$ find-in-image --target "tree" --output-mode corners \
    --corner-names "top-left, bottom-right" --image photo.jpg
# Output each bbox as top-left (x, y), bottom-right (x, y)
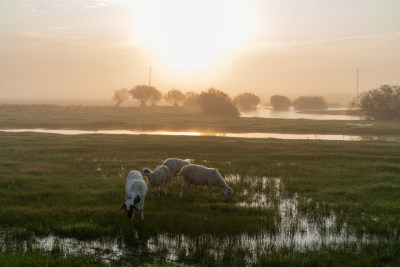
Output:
top-left (233, 92), bottom-right (260, 112)
top-left (164, 89), bottom-right (186, 106)
top-left (129, 85), bottom-right (162, 107)
top-left (182, 91), bottom-right (200, 109)
top-left (270, 95), bottom-right (291, 110)
top-left (112, 88), bottom-right (130, 107)
top-left (292, 96), bottom-right (327, 111)
top-left (352, 84), bottom-right (400, 120)
top-left (197, 88), bottom-right (240, 116)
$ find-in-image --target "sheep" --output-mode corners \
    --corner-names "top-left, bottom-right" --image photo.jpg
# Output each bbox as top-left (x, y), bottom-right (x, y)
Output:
top-left (163, 158), bottom-right (190, 186)
top-left (141, 165), bottom-right (171, 197)
top-left (179, 164), bottom-right (233, 200)
top-left (120, 170), bottom-right (148, 220)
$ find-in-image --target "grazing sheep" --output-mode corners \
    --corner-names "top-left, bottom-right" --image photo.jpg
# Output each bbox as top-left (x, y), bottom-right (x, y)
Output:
top-left (179, 164), bottom-right (233, 200)
top-left (163, 158), bottom-right (190, 186)
top-left (141, 165), bottom-right (171, 197)
top-left (120, 170), bottom-right (148, 220)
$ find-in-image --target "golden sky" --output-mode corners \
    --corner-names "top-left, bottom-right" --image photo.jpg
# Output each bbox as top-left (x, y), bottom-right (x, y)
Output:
top-left (1, 0), bottom-right (400, 104)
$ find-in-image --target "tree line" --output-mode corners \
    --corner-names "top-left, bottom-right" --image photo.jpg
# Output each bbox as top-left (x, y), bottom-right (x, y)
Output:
top-left (112, 85), bottom-right (260, 116)
top-left (113, 84), bottom-right (400, 120)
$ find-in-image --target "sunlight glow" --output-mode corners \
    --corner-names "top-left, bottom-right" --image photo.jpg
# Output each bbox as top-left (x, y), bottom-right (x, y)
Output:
top-left (134, 0), bottom-right (254, 70)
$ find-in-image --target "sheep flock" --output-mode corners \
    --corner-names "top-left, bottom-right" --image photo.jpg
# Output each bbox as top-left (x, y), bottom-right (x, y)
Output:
top-left (121, 158), bottom-right (233, 221)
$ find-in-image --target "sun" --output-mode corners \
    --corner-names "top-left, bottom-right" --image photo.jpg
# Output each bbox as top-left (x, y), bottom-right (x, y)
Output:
top-left (134, 0), bottom-right (254, 70)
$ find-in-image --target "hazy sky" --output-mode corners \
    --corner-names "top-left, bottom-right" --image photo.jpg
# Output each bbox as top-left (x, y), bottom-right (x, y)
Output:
top-left (1, 0), bottom-right (400, 104)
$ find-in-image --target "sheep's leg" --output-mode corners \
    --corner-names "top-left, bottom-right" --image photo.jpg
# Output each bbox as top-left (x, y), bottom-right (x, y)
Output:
top-left (140, 199), bottom-right (145, 220)
top-left (188, 185), bottom-right (193, 195)
top-left (209, 185), bottom-right (216, 200)
top-left (206, 186), bottom-right (209, 198)
top-left (151, 187), bottom-right (154, 198)
top-left (180, 182), bottom-right (187, 198)
top-left (158, 186), bottom-right (161, 196)
top-left (169, 174), bottom-right (173, 188)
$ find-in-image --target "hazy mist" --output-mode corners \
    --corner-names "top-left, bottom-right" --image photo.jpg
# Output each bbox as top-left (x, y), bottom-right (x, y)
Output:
top-left (1, 0), bottom-right (400, 105)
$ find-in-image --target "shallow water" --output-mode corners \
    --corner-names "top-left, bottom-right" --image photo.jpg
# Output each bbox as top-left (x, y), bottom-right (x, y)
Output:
top-left (1, 128), bottom-right (399, 142)
top-left (0, 177), bottom-right (377, 264)
top-left (241, 106), bottom-right (361, 120)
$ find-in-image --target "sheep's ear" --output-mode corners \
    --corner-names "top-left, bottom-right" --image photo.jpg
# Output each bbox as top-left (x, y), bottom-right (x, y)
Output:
top-left (120, 203), bottom-right (126, 211)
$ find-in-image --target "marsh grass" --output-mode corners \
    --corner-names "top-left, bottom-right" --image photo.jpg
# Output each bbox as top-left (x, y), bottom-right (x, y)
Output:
top-left (1, 104), bottom-right (400, 136)
top-left (1, 132), bottom-right (400, 265)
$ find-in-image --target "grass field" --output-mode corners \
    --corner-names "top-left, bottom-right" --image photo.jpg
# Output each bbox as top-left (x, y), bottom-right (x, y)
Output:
top-left (1, 104), bottom-right (400, 136)
top-left (1, 130), bottom-right (400, 266)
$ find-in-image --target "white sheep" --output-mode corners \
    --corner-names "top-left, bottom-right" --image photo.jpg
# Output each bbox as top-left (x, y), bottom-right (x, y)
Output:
top-left (141, 165), bottom-right (171, 197)
top-left (179, 164), bottom-right (233, 200)
top-left (120, 170), bottom-right (148, 220)
top-left (163, 158), bottom-right (190, 187)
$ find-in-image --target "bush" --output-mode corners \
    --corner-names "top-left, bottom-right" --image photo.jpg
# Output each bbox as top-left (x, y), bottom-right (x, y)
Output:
top-left (352, 84), bottom-right (400, 120)
top-left (182, 92), bottom-right (200, 109)
top-left (233, 93), bottom-right (260, 112)
top-left (129, 85), bottom-right (162, 107)
top-left (197, 88), bottom-right (239, 116)
top-left (270, 95), bottom-right (291, 110)
top-left (293, 96), bottom-right (327, 111)
top-left (164, 89), bottom-right (186, 106)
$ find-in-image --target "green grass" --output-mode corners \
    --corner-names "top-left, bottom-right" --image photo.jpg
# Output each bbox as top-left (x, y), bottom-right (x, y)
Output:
top-left (1, 132), bottom-right (400, 265)
top-left (1, 104), bottom-right (400, 136)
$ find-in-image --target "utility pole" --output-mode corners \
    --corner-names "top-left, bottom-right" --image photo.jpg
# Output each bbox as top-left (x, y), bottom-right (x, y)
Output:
top-left (148, 66), bottom-right (152, 87)
top-left (356, 68), bottom-right (359, 98)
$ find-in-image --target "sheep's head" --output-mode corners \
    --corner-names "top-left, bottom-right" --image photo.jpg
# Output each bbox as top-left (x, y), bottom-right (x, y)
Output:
top-left (224, 187), bottom-right (233, 199)
top-left (141, 167), bottom-right (152, 177)
top-left (120, 199), bottom-right (139, 220)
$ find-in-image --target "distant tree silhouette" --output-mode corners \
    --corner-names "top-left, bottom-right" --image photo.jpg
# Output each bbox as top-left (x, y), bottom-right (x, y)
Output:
top-left (270, 95), bottom-right (291, 110)
top-left (182, 92), bottom-right (200, 109)
top-left (233, 92), bottom-right (260, 112)
top-left (293, 96), bottom-right (327, 111)
top-left (112, 88), bottom-right (130, 107)
top-left (164, 89), bottom-right (186, 106)
top-left (129, 85), bottom-right (162, 107)
top-left (352, 84), bottom-right (400, 120)
top-left (197, 88), bottom-right (239, 116)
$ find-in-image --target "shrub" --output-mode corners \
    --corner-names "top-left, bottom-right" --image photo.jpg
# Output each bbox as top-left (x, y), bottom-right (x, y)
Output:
top-left (293, 96), bottom-right (327, 111)
top-left (233, 93), bottom-right (260, 112)
top-left (197, 88), bottom-right (239, 116)
top-left (352, 84), bottom-right (400, 120)
top-left (270, 95), bottom-right (291, 110)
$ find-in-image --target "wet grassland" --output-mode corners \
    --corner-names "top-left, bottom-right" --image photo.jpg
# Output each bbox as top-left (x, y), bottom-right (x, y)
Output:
top-left (1, 132), bottom-right (400, 266)
top-left (1, 104), bottom-right (400, 137)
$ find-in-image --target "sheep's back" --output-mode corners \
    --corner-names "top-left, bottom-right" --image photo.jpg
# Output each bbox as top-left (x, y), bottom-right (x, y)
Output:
top-left (163, 158), bottom-right (190, 175)
top-left (126, 170), bottom-right (143, 195)
top-left (180, 164), bottom-right (214, 186)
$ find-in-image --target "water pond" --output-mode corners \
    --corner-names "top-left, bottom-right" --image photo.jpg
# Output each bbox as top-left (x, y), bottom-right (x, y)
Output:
top-left (241, 106), bottom-right (361, 120)
top-left (1, 177), bottom-right (377, 265)
top-left (1, 128), bottom-right (399, 142)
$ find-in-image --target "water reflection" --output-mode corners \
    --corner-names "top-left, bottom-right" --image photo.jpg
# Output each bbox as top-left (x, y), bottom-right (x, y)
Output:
top-left (1, 128), bottom-right (399, 142)
top-left (0, 177), bottom-right (377, 265)
top-left (241, 106), bottom-right (361, 120)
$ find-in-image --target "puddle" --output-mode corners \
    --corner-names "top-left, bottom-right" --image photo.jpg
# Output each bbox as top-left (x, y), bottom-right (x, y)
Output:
top-left (1, 128), bottom-right (399, 142)
top-left (0, 176), bottom-right (377, 264)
